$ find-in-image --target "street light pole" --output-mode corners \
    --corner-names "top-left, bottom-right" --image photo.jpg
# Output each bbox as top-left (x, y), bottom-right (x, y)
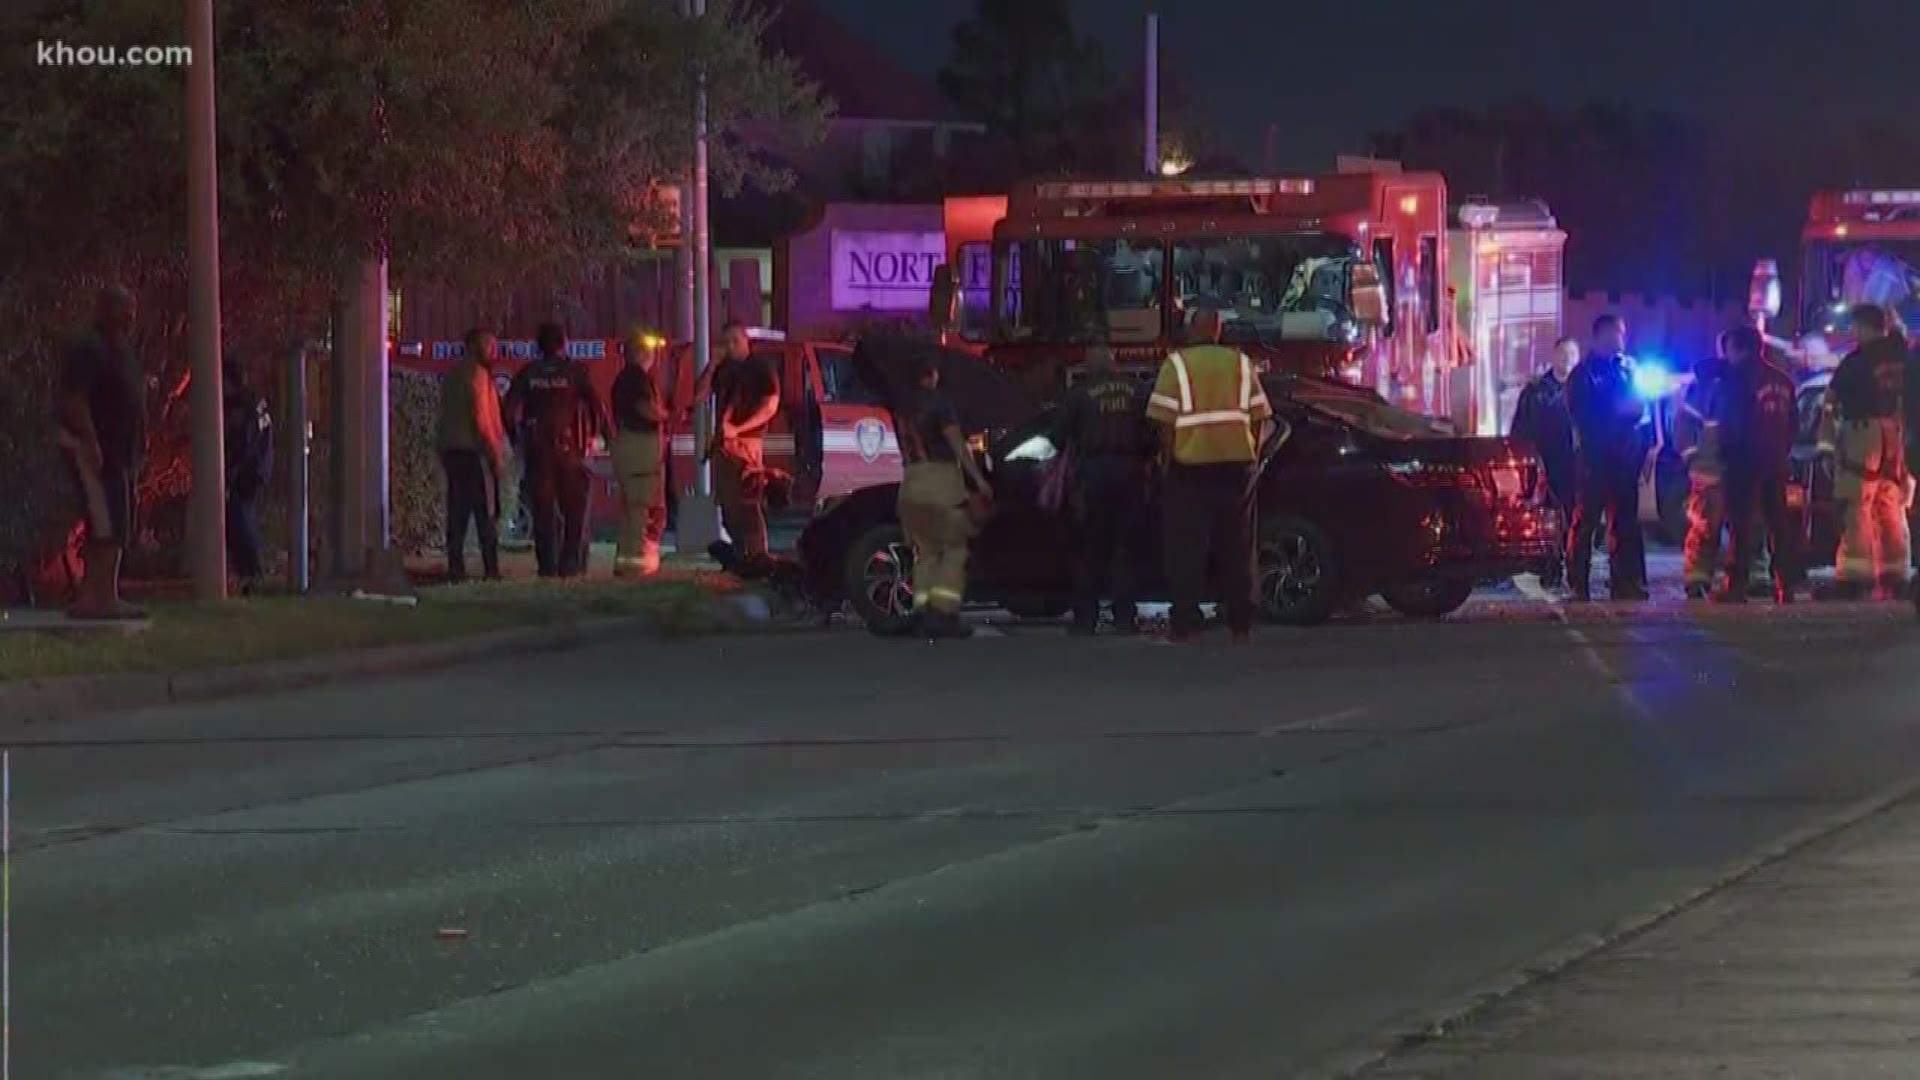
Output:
top-left (185, 0), bottom-right (227, 600)
top-left (1143, 14), bottom-right (1158, 177)
top-left (677, 0), bottom-right (721, 552)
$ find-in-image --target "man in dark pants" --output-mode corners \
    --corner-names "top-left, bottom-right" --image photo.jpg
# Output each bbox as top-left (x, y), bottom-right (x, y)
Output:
top-left (437, 328), bottom-right (508, 582)
top-left (505, 323), bottom-right (609, 578)
top-left (222, 360), bottom-right (273, 593)
top-left (54, 285), bottom-right (146, 620)
top-left (691, 322), bottom-right (779, 562)
top-left (1052, 346), bottom-right (1153, 635)
top-left (1718, 326), bottom-right (1799, 604)
top-left (1565, 313), bottom-right (1650, 601)
top-left (1144, 309), bottom-right (1276, 644)
top-left (1510, 335), bottom-right (1580, 585)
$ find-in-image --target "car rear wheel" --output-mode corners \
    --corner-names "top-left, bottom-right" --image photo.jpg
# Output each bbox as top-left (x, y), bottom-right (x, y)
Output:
top-left (843, 522), bottom-right (918, 636)
top-left (1381, 578), bottom-right (1475, 620)
top-left (1257, 515), bottom-right (1340, 626)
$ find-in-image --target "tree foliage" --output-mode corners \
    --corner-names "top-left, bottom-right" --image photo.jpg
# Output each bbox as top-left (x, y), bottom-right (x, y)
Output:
top-left (937, 0), bottom-right (1109, 174)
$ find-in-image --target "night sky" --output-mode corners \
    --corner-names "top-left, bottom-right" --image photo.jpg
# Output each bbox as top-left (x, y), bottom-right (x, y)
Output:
top-left (817, 0), bottom-right (1916, 170)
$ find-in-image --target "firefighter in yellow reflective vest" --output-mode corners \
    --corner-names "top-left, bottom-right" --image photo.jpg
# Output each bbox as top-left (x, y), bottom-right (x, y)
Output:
top-left (1821, 304), bottom-right (1911, 599)
top-left (1145, 308), bottom-right (1277, 643)
top-left (610, 327), bottom-right (668, 577)
top-left (1677, 334), bottom-right (1731, 598)
top-left (896, 350), bottom-right (993, 639)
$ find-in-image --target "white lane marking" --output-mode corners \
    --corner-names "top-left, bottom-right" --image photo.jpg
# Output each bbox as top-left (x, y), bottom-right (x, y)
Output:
top-left (98, 1065), bottom-right (287, 1079)
top-left (1257, 706), bottom-right (1369, 738)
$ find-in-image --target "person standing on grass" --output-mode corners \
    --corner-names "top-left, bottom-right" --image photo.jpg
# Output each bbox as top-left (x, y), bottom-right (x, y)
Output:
top-left (54, 284), bottom-right (146, 620)
top-left (611, 328), bottom-right (669, 578)
top-left (222, 360), bottom-right (273, 594)
top-left (437, 328), bottom-right (509, 583)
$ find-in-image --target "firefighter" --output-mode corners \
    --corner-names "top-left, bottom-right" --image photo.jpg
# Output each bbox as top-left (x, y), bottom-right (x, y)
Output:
top-left (1565, 314), bottom-right (1649, 601)
top-left (1051, 345), bottom-right (1153, 635)
top-left (1509, 336), bottom-right (1579, 585)
top-left (611, 327), bottom-right (668, 578)
top-left (895, 350), bottom-right (993, 639)
top-left (1676, 332), bottom-right (1732, 599)
top-left (1820, 303), bottom-right (1910, 599)
top-left (1718, 327), bottom-right (1799, 604)
top-left (222, 360), bottom-right (273, 594)
top-left (437, 328), bottom-right (508, 583)
top-left (1145, 307), bottom-right (1277, 644)
top-left (505, 323), bottom-right (609, 579)
top-left (54, 285), bottom-right (146, 620)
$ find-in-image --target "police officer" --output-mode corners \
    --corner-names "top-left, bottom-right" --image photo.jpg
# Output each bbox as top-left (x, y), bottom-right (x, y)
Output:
top-left (505, 323), bottom-right (609, 578)
top-left (1510, 336), bottom-right (1579, 585)
top-left (611, 327), bottom-right (668, 578)
top-left (437, 328), bottom-right (508, 583)
top-left (222, 360), bottom-right (273, 593)
top-left (1822, 303), bottom-right (1910, 598)
top-left (895, 349), bottom-right (993, 639)
top-left (1052, 345), bottom-right (1153, 635)
top-left (1718, 327), bottom-right (1799, 604)
top-left (1565, 314), bottom-right (1649, 601)
top-left (1676, 332), bottom-right (1732, 599)
top-left (1145, 308), bottom-right (1277, 644)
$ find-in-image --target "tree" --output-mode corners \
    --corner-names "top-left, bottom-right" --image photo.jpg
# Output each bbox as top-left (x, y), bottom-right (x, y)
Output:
top-left (937, 0), bottom-right (1108, 173)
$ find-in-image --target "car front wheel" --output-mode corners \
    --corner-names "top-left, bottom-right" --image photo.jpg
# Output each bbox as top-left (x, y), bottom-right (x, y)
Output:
top-left (843, 522), bottom-right (919, 636)
top-left (1257, 515), bottom-right (1340, 626)
top-left (1380, 578), bottom-right (1474, 620)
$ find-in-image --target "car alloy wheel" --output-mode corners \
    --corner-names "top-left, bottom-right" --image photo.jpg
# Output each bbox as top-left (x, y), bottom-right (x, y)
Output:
top-left (861, 539), bottom-right (917, 620)
top-left (1256, 515), bottom-right (1339, 626)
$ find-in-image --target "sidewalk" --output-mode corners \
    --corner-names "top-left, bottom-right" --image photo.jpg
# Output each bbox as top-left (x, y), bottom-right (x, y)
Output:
top-left (1366, 791), bottom-right (1920, 1079)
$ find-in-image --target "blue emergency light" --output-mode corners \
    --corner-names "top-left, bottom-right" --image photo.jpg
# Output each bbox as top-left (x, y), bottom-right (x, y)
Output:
top-left (1631, 358), bottom-right (1673, 400)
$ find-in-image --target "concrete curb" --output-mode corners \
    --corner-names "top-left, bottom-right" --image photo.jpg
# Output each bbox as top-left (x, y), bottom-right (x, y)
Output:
top-left (1295, 774), bottom-right (1920, 1080)
top-left (0, 592), bottom-right (801, 729)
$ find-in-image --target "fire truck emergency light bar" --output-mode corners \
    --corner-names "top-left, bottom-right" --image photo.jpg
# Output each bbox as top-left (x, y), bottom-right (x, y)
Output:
top-left (1034, 178), bottom-right (1316, 200)
top-left (1842, 190), bottom-right (1920, 206)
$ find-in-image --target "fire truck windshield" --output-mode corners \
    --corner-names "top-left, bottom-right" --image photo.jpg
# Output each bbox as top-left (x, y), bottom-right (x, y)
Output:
top-left (1803, 239), bottom-right (1920, 337)
top-left (998, 232), bottom-right (1364, 347)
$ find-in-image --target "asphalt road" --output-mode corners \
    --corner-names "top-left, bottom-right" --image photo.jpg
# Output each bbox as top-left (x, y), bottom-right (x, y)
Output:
top-left (16, 591), bottom-right (1920, 1080)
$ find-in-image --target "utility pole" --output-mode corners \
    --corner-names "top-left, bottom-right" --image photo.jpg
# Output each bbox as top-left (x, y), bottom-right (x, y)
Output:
top-left (1143, 14), bottom-right (1159, 176)
top-left (677, 0), bottom-right (721, 552)
top-left (185, 0), bottom-right (226, 601)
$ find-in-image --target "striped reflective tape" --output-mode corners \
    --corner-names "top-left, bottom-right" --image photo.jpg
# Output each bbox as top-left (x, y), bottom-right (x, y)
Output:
top-left (1174, 409), bottom-right (1253, 428)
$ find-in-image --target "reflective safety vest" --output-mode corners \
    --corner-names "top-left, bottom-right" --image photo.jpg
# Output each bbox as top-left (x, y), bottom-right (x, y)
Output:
top-left (1145, 344), bottom-right (1273, 464)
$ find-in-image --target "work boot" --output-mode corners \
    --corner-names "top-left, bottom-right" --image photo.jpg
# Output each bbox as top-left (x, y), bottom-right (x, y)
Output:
top-left (1711, 586), bottom-right (1747, 604)
top-left (925, 608), bottom-right (973, 640)
top-left (1774, 580), bottom-right (1795, 605)
top-left (1611, 582), bottom-right (1651, 602)
top-left (1567, 580), bottom-right (1592, 603)
top-left (639, 540), bottom-right (662, 576)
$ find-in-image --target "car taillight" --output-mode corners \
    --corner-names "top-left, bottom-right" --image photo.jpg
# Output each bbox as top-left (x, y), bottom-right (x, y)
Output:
top-left (1480, 456), bottom-right (1536, 503)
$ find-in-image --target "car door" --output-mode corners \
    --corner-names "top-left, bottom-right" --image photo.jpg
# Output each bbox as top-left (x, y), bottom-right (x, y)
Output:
top-left (810, 343), bottom-right (902, 501)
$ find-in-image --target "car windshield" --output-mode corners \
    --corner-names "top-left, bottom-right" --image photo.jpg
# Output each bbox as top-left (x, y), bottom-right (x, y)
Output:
top-left (1803, 239), bottom-right (1920, 338)
top-left (1284, 384), bottom-right (1457, 440)
top-left (998, 232), bottom-right (1363, 347)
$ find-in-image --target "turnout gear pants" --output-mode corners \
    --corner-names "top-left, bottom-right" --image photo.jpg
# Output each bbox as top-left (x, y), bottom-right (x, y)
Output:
top-left (898, 461), bottom-right (973, 613)
top-left (525, 450), bottom-right (591, 578)
top-left (1163, 461), bottom-right (1258, 637)
top-left (1069, 456), bottom-right (1149, 631)
top-left (442, 449), bottom-right (500, 582)
top-left (1566, 454), bottom-right (1647, 596)
top-left (1726, 465), bottom-right (1797, 595)
top-left (612, 431), bottom-right (666, 577)
top-left (1835, 419), bottom-right (1910, 589)
top-left (1682, 475), bottom-right (1725, 589)
top-left (714, 438), bottom-right (769, 561)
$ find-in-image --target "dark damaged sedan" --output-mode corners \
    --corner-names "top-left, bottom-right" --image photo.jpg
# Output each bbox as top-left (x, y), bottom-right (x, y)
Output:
top-left (797, 363), bottom-right (1564, 632)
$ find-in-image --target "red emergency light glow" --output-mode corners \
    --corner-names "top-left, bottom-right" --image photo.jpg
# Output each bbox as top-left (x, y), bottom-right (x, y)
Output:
top-left (1033, 177), bottom-right (1315, 201)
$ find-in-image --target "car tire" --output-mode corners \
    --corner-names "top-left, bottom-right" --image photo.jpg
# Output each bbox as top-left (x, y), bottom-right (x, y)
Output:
top-left (843, 522), bottom-right (919, 637)
top-left (1257, 515), bottom-right (1340, 627)
top-left (1380, 578), bottom-right (1475, 620)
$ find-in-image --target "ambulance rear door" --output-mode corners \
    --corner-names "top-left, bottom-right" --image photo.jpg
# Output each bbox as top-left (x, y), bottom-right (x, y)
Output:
top-left (808, 342), bottom-right (901, 502)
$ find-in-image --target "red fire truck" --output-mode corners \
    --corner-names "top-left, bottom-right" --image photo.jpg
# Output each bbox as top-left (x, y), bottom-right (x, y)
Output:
top-left (1773, 188), bottom-right (1920, 348)
top-left (942, 169), bottom-right (1467, 419)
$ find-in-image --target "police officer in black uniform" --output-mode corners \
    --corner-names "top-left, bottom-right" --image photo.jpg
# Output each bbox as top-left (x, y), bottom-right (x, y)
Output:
top-left (1565, 314), bottom-right (1650, 601)
top-left (1718, 327), bottom-right (1798, 603)
top-left (222, 360), bottom-right (273, 593)
top-left (505, 323), bottom-right (609, 578)
top-left (1052, 346), bottom-right (1153, 635)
